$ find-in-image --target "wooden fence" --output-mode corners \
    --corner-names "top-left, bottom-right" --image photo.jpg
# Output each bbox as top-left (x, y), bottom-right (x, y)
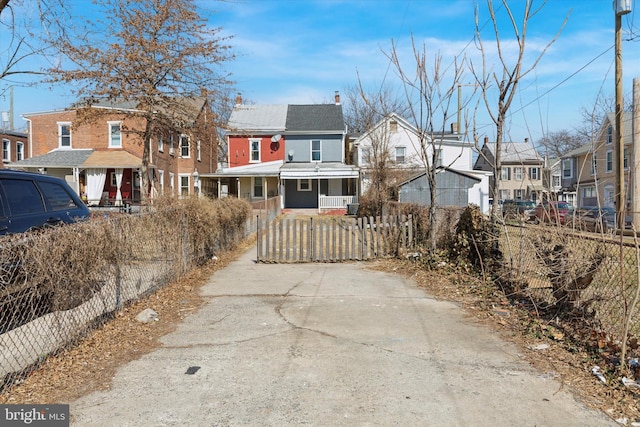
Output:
top-left (256, 215), bottom-right (414, 263)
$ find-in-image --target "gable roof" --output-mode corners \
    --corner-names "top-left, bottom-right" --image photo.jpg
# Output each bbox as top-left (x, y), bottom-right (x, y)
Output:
top-left (227, 104), bottom-right (288, 132)
top-left (481, 141), bottom-right (542, 163)
top-left (285, 104), bottom-right (344, 132)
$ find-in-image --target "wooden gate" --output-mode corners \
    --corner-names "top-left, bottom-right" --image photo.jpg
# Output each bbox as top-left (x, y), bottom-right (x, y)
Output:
top-left (256, 215), bottom-right (413, 263)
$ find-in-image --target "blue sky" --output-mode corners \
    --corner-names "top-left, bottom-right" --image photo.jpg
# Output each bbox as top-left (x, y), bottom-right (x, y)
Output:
top-left (2, 0), bottom-right (639, 145)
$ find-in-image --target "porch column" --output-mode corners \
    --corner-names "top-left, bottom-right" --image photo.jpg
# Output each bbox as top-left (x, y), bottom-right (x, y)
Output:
top-left (264, 177), bottom-right (268, 200)
top-left (217, 178), bottom-right (221, 199)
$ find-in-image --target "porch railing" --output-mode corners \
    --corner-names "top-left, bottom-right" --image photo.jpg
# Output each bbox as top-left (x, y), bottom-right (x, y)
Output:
top-left (319, 195), bottom-right (357, 211)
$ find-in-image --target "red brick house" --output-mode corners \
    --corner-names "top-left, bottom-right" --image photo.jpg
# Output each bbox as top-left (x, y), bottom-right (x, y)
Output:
top-left (1, 130), bottom-right (28, 168)
top-left (9, 98), bottom-right (216, 206)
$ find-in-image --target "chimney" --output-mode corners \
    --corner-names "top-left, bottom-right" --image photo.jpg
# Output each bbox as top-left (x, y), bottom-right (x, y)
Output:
top-left (335, 91), bottom-right (340, 105)
top-left (451, 122), bottom-right (458, 133)
top-left (484, 136), bottom-right (489, 144)
top-left (235, 93), bottom-right (242, 105)
top-left (524, 137), bottom-right (529, 143)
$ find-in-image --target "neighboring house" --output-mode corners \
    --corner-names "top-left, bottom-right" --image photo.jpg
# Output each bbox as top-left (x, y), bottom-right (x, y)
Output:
top-left (1, 130), bottom-right (28, 167)
top-left (560, 112), bottom-right (631, 210)
top-left (545, 157), bottom-right (563, 202)
top-left (9, 98), bottom-right (215, 206)
top-left (206, 92), bottom-right (359, 213)
top-left (353, 113), bottom-right (473, 195)
top-left (474, 137), bottom-right (545, 203)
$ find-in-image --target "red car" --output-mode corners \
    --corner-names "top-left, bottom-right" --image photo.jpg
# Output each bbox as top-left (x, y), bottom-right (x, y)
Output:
top-left (531, 201), bottom-right (572, 225)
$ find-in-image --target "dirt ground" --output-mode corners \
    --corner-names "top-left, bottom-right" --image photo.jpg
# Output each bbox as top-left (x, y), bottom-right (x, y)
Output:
top-left (1, 240), bottom-right (639, 424)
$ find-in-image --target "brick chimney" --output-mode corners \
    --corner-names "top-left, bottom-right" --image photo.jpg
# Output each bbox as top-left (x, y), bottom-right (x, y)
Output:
top-left (335, 91), bottom-right (340, 105)
top-left (484, 136), bottom-right (489, 144)
top-left (235, 93), bottom-right (242, 105)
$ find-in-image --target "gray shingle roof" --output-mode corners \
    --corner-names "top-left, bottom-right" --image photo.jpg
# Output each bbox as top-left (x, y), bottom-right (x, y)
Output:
top-left (8, 149), bottom-right (94, 168)
top-left (286, 104), bottom-right (344, 132)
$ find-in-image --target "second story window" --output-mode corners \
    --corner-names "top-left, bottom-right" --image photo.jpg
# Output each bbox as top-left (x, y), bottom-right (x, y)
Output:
top-left (311, 140), bottom-right (321, 161)
top-left (197, 140), bottom-right (201, 162)
top-left (158, 136), bottom-right (164, 152)
top-left (58, 123), bottom-right (71, 148)
top-left (606, 150), bottom-right (613, 172)
top-left (607, 125), bottom-right (613, 144)
top-left (562, 158), bottom-right (572, 179)
top-left (514, 167), bottom-right (524, 180)
top-left (395, 146), bottom-right (406, 163)
top-left (2, 139), bottom-right (9, 162)
top-left (169, 135), bottom-right (175, 155)
top-left (624, 147), bottom-right (629, 169)
top-left (249, 138), bottom-right (260, 162)
top-left (108, 122), bottom-right (122, 148)
top-left (500, 167), bottom-right (511, 181)
top-left (16, 142), bottom-right (23, 161)
top-left (528, 167), bottom-right (539, 180)
top-left (180, 135), bottom-right (190, 158)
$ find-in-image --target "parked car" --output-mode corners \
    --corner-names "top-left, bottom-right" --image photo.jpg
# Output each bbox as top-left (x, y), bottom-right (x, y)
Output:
top-left (0, 170), bottom-right (90, 235)
top-left (501, 199), bottom-right (536, 220)
top-left (566, 206), bottom-right (632, 232)
top-left (531, 201), bottom-right (572, 225)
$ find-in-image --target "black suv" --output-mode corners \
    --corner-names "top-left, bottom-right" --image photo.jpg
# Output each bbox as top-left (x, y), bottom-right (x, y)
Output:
top-left (0, 170), bottom-right (90, 235)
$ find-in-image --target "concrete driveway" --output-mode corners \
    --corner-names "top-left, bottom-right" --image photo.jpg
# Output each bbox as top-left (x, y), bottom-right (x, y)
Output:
top-left (71, 247), bottom-right (616, 426)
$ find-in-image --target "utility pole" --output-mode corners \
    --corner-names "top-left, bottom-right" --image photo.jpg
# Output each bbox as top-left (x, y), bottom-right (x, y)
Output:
top-left (615, 0), bottom-right (631, 229)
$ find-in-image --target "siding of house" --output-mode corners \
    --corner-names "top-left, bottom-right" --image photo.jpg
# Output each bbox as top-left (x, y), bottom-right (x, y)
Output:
top-left (227, 135), bottom-right (284, 167)
top-left (399, 170), bottom-right (478, 207)
top-left (285, 134), bottom-right (343, 163)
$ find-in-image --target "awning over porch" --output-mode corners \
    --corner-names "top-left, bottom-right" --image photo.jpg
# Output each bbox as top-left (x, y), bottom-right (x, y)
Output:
top-left (527, 184), bottom-right (547, 192)
top-left (279, 162), bottom-right (359, 179)
top-left (204, 160), bottom-right (283, 178)
top-left (83, 151), bottom-right (142, 168)
top-left (7, 149), bottom-right (94, 169)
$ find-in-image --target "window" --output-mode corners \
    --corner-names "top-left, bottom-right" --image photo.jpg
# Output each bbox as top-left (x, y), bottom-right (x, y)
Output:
top-left (552, 176), bottom-right (560, 188)
top-left (514, 189), bottom-right (525, 199)
top-left (180, 135), bottom-right (190, 158)
top-left (500, 167), bottom-right (511, 180)
top-left (297, 179), bottom-right (311, 191)
top-left (607, 125), bottom-right (613, 144)
top-left (624, 147), bottom-right (629, 170)
top-left (197, 140), bottom-right (201, 162)
top-left (499, 189), bottom-right (510, 201)
top-left (169, 135), bottom-right (174, 155)
top-left (606, 150), bottom-right (613, 172)
top-left (529, 167), bottom-right (539, 180)
top-left (395, 146), bottom-right (406, 163)
top-left (2, 139), bottom-right (9, 162)
top-left (179, 174), bottom-right (189, 195)
top-left (583, 186), bottom-right (596, 198)
top-left (514, 167), bottom-right (524, 181)
top-left (16, 142), bottom-right (23, 161)
top-left (562, 158), bottom-right (573, 179)
top-left (311, 140), bottom-right (321, 161)
top-left (110, 172), bottom-right (117, 187)
top-left (389, 120), bottom-right (398, 132)
top-left (250, 138), bottom-right (260, 162)
top-left (591, 155), bottom-right (598, 175)
top-left (158, 136), bottom-right (164, 152)
top-left (108, 121), bottom-right (122, 148)
top-left (253, 177), bottom-right (263, 198)
top-left (435, 149), bottom-right (443, 167)
top-left (169, 172), bottom-right (175, 194)
top-left (58, 123), bottom-right (71, 148)
top-left (158, 170), bottom-right (164, 194)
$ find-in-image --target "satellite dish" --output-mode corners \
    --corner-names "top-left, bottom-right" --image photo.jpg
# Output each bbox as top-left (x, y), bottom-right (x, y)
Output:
top-left (271, 134), bottom-right (282, 143)
top-left (288, 149), bottom-right (294, 157)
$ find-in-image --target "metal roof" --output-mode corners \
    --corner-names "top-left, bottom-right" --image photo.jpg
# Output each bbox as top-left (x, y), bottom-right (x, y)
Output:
top-left (227, 105), bottom-right (288, 132)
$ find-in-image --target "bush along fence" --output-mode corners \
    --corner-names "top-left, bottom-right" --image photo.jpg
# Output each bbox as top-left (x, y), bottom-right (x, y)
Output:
top-left (498, 221), bottom-right (640, 383)
top-left (0, 196), bottom-right (252, 392)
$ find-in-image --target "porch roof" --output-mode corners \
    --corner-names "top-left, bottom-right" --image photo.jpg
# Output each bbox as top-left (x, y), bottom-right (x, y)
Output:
top-left (204, 160), bottom-right (283, 178)
top-left (280, 162), bottom-right (359, 179)
top-left (83, 150), bottom-right (142, 168)
top-left (7, 149), bottom-right (94, 169)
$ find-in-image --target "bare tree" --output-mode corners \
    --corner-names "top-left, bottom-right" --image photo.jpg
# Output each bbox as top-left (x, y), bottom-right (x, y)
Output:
top-left (538, 129), bottom-right (585, 159)
top-left (386, 37), bottom-right (467, 250)
top-left (472, 0), bottom-right (567, 218)
top-left (46, 0), bottom-right (234, 203)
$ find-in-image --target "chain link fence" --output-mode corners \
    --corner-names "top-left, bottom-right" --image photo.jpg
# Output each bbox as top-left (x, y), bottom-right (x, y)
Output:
top-left (0, 196), bottom-right (251, 392)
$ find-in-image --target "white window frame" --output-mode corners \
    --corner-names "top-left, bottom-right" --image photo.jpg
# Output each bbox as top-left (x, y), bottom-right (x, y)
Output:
top-left (169, 172), bottom-right (175, 194)
top-left (158, 170), bottom-right (164, 194)
top-left (297, 179), bottom-right (312, 191)
top-left (311, 140), bottom-right (321, 162)
top-left (16, 141), bottom-right (23, 161)
top-left (197, 140), bottom-right (201, 162)
top-left (2, 139), bottom-right (9, 162)
top-left (583, 186), bottom-right (596, 198)
top-left (58, 122), bottom-right (71, 148)
top-left (605, 150), bottom-right (613, 172)
top-left (500, 167), bottom-right (510, 181)
top-left (180, 134), bottom-right (190, 158)
top-left (528, 167), bottom-right (539, 180)
top-left (395, 146), bottom-right (406, 163)
top-left (249, 138), bottom-right (260, 163)
top-left (624, 147), bottom-right (629, 170)
top-left (179, 174), bottom-right (190, 196)
top-left (562, 158), bottom-right (573, 179)
top-left (169, 134), bottom-right (175, 156)
top-left (158, 136), bottom-right (164, 152)
top-left (108, 121), bottom-right (122, 148)
top-left (607, 125), bottom-right (613, 144)
top-left (513, 167), bottom-right (524, 181)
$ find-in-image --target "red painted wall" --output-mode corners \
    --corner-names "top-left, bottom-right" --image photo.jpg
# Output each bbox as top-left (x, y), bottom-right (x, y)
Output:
top-left (227, 135), bottom-right (284, 168)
